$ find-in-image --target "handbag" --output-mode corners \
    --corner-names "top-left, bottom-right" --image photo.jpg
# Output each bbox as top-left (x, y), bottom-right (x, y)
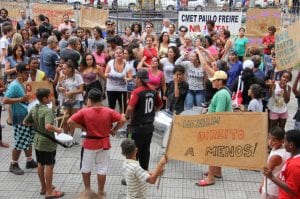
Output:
top-left (232, 75), bottom-right (243, 107)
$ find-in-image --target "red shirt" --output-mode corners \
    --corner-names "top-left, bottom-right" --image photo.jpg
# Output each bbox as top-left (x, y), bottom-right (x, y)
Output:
top-left (70, 106), bottom-right (121, 150)
top-left (279, 155), bottom-right (300, 199)
top-left (143, 47), bottom-right (158, 67)
top-left (262, 35), bottom-right (275, 54)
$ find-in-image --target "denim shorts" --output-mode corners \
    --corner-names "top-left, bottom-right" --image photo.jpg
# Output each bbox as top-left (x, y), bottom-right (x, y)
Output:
top-left (62, 100), bottom-right (82, 109)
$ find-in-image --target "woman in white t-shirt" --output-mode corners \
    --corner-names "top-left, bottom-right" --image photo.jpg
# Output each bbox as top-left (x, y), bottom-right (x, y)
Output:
top-left (57, 59), bottom-right (84, 137)
top-left (160, 46), bottom-right (180, 87)
top-left (105, 47), bottom-right (132, 113)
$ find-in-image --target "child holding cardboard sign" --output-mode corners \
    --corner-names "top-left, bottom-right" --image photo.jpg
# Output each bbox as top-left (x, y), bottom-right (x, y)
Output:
top-left (263, 129), bottom-right (300, 198)
top-left (259, 126), bottom-right (290, 199)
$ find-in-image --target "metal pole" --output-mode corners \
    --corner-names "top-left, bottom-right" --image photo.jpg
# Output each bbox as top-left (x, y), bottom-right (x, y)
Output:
top-left (116, 2), bottom-right (119, 34)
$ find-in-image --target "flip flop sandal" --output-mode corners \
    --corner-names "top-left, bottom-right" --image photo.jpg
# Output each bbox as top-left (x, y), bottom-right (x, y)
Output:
top-left (6, 120), bottom-right (12, 126)
top-left (203, 171), bottom-right (223, 179)
top-left (40, 186), bottom-right (56, 195)
top-left (45, 190), bottom-right (64, 199)
top-left (195, 179), bottom-right (215, 187)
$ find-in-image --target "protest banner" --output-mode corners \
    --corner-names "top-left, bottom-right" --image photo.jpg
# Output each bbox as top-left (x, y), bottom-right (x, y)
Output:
top-left (31, 3), bottom-right (74, 27)
top-left (24, 81), bottom-right (54, 102)
top-left (0, 2), bottom-right (27, 27)
top-left (275, 20), bottom-right (300, 71)
top-left (166, 112), bottom-right (268, 170)
top-left (178, 11), bottom-right (242, 35)
top-left (245, 8), bottom-right (281, 47)
top-left (79, 7), bottom-right (108, 29)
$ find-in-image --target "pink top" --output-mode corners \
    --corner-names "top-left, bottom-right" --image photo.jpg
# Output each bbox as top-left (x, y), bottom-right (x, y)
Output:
top-left (208, 45), bottom-right (219, 57)
top-left (148, 69), bottom-right (163, 89)
top-left (93, 52), bottom-right (107, 67)
top-left (58, 23), bottom-right (72, 31)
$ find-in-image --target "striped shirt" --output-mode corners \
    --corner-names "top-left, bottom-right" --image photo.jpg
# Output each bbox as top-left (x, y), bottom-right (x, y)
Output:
top-left (122, 159), bottom-right (150, 199)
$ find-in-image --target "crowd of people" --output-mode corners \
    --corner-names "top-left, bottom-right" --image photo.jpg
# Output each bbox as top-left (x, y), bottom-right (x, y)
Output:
top-left (0, 6), bottom-right (300, 199)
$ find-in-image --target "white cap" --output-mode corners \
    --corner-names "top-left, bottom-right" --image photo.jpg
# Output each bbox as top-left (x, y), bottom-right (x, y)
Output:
top-left (243, 60), bottom-right (254, 70)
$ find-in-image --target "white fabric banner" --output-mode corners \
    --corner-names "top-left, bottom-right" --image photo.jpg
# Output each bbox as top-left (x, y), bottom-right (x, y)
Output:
top-left (178, 11), bottom-right (242, 35)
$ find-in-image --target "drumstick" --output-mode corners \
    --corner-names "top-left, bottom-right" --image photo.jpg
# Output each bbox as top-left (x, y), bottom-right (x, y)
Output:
top-left (59, 112), bottom-right (67, 129)
top-left (121, 93), bottom-right (124, 114)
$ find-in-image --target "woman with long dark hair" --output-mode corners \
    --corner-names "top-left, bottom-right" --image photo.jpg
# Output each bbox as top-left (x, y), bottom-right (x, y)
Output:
top-left (5, 44), bottom-right (29, 83)
top-left (57, 59), bottom-right (84, 138)
top-left (158, 32), bottom-right (170, 59)
top-left (80, 53), bottom-right (104, 102)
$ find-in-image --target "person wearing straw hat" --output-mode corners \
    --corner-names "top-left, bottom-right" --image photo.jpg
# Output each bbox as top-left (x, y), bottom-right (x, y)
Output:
top-left (24, 88), bottom-right (65, 198)
top-left (196, 70), bottom-right (232, 187)
top-left (125, 69), bottom-right (163, 171)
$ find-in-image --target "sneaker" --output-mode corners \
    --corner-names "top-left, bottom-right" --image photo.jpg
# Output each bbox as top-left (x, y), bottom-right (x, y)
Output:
top-left (9, 163), bottom-right (24, 175)
top-left (121, 178), bottom-right (127, 186)
top-left (72, 141), bottom-right (80, 146)
top-left (26, 160), bottom-right (38, 169)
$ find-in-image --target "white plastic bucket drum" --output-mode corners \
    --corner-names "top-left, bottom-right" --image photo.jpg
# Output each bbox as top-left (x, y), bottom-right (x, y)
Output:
top-left (27, 99), bottom-right (53, 112)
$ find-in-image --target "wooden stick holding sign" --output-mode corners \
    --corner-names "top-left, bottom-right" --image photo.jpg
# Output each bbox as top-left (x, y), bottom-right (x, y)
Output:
top-left (157, 122), bottom-right (173, 189)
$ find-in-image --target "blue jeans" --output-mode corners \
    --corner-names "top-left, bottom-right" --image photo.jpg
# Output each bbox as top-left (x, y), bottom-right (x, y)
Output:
top-left (295, 121), bottom-right (300, 130)
top-left (185, 90), bottom-right (205, 110)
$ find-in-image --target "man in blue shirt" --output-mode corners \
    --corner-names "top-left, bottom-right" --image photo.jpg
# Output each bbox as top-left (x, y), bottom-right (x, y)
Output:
top-left (226, 50), bottom-right (243, 89)
top-left (40, 36), bottom-right (59, 80)
top-left (252, 55), bottom-right (266, 81)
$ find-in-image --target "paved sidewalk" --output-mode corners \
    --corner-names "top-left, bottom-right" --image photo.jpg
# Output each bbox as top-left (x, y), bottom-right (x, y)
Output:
top-left (0, 73), bottom-right (298, 199)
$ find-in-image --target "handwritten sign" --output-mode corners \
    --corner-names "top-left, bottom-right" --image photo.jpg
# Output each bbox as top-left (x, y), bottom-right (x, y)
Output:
top-left (166, 112), bottom-right (268, 170)
top-left (178, 11), bottom-right (242, 35)
top-left (24, 81), bottom-right (54, 103)
top-left (31, 3), bottom-right (74, 28)
top-left (245, 8), bottom-right (281, 38)
top-left (0, 2), bottom-right (26, 27)
top-left (79, 7), bottom-right (108, 29)
top-left (275, 20), bottom-right (300, 71)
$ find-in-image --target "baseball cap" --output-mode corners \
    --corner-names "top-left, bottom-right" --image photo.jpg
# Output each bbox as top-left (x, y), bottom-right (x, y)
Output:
top-left (70, 18), bottom-right (76, 23)
top-left (209, 71), bottom-right (228, 81)
top-left (136, 69), bottom-right (149, 83)
top-left (243, 60), bottom-right (254, 70)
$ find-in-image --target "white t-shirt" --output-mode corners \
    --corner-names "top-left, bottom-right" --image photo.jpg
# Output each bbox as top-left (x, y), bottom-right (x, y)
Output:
top-left (58, 73), bottom-right (84, 104)
top-left (160, 57), bottom-right (175, 84)
top-left (262, 148), bottom-right (291, 196)
top-left (122, 159), bottom-right (149, 199)
top-left (248, 99), bottom-right (263, 112)
top-left (0, 36), bottom-right (9, 65)
top-left (106, 59), bottom-right (130, 92)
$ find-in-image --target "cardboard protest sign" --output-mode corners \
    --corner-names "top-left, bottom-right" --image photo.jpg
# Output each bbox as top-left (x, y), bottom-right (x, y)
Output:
top-left (245, 8), bottom-right (281, 46)
top-left (0, 2), bottom-right (27, 27)
top-left (31, 3), bottom-right (74, 27)
top-left (24, 81), bottom-right (54, 102)
top-left (178, 11), bottom-right (242, 35)
top-left (79, 7), bottom-right (108, 29)
top-left (166, 112), bottom-right (268, 170)
top-left (275, 20), bottom-right (300, 71)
